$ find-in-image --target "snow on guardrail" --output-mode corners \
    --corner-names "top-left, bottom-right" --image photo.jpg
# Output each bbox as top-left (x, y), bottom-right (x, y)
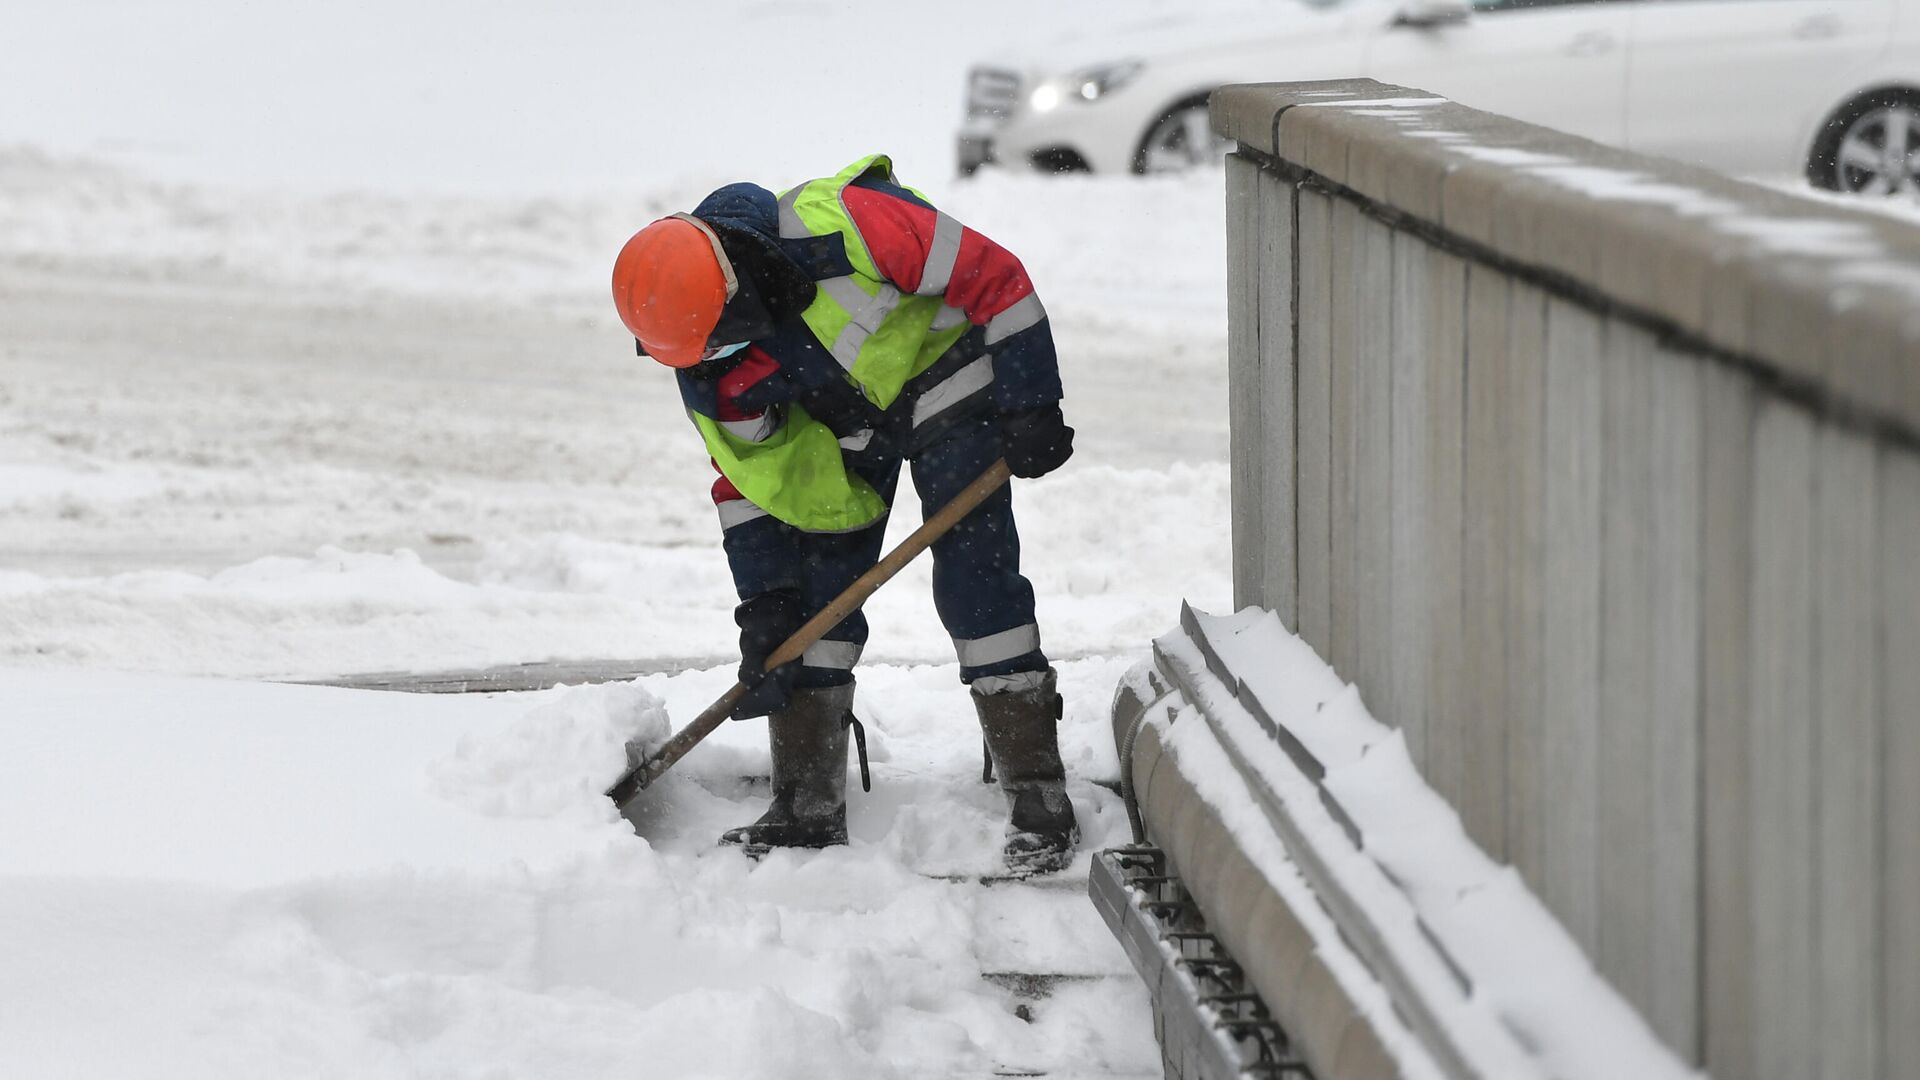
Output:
top-left (1112, 605), bottom-right (1698, 1080)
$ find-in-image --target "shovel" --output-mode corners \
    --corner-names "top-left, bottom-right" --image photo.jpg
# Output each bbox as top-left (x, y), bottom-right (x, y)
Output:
top-left (607, 458), bottom-right (1014, 810)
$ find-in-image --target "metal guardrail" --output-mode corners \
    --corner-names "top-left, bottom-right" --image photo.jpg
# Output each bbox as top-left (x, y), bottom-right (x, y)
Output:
top-left (1104, 603), bottom-right (1697, 1079)
top-left (1104, 615), bottom-right (1418, 1080)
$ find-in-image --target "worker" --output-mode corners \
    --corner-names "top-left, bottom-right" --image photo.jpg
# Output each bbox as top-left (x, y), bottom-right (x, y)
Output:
top-left (610, 155), bottom-right (1078, 875)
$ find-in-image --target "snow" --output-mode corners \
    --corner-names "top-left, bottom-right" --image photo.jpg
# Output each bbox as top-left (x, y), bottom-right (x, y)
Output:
top-left (1401, 125), bottom-right (1920, 302)
top-left (0, 0), bottom-right (1188, 200)
top-left (0, 254), bottom-right (1209, 1076)
top-left (1149, 608), bottom-right (1698, 1080)
top-left (0, 462), bottom-right (1230, 677)
top-left (1305, 96), bottom-right (1447, 111)
top-left (1, 659), bottom-right (1163, 1077)
top-left (3, 661), bottom-right (1152, 1068)
top-left (0, 142), bottom-right (1231, 677)
top-left (0, 5), bottom-right (1232, 1074)
top-left (0, 527), bottom-right (1190, 1061)
top-left (1150, 695), bottom-right (1450, 1080)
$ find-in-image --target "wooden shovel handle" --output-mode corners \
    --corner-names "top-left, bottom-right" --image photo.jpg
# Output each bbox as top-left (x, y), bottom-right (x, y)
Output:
top-left (607, 459), bottom-right (1014, 806)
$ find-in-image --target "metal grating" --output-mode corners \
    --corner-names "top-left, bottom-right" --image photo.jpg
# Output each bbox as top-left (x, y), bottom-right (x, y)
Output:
top-left (1091, 847), bottom-right (1311, 1080)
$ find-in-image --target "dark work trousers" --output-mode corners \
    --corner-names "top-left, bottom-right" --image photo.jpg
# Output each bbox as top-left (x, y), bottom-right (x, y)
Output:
top-left (773, 416), bottom-right (1048, 687)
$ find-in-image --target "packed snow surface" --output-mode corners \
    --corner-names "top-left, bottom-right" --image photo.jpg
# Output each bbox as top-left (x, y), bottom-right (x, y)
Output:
top-left (0, 165), bottom-right (1222, 1075)
top-left (1, 4), bottom-right (1231, 1076)
top-left (1, 664), bottom-right (1156, 1078)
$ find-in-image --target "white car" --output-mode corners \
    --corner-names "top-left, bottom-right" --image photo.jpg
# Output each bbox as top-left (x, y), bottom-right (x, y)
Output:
top-left (958, 0), bottom-right (1920, 194)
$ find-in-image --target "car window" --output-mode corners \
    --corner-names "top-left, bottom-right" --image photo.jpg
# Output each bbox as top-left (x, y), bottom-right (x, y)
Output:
top-left (1472, 0), bottom-right (1623, 11)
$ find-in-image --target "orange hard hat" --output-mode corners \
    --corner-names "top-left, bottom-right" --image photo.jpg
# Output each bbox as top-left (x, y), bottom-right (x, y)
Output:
top-left (611, 214), bottom-right (739, 369)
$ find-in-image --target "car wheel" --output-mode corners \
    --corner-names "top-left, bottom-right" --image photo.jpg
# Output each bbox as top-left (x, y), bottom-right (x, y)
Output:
top-left (1132, 97), bottom-right (1230, 175)
top-left (1809, 89), bottom-right (1920, 196)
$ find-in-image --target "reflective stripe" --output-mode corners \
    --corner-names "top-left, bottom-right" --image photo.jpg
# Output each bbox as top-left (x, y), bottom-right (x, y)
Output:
top-left (916, 212), bottom-right (965, 296)
top-left (863, 281), bottom-right (903, 325)
top-left (985, 293), bottom-right (1045, 344)
top-left (803, 639), bottom-right (863, 670)
top-left (838, 429), bottom-right (874, 452)
top-left (719, 408), bottom-right (781, 444)
top-left (820, 275), bottom-right (901, 328)
top-left (930, 304), bottom-right (969, 332)
top-left (912, 356), bottom-right (994, 429)
top-left (717, 499), bottom-right (770, 531)
top-left (954, 624), bottom-right (1041, 668)
top-left (777, 185), bottom-right (808, 239)
top-left (972, 669), bottom-right (1050, 695)
top-left (828, 326), bottom-right (863, 371)
top-left (819, 275), bottom-right (908, 373)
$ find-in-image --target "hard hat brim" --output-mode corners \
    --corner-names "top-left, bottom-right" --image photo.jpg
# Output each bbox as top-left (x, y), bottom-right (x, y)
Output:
top-left (638, 335), bottom-right (708, 369)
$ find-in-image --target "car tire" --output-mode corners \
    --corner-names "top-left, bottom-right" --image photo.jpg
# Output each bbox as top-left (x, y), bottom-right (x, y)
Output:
top-left (1131, 95), bottom-right (1229, 175)
top-left (1807, 87), bottom-right (1920, 196)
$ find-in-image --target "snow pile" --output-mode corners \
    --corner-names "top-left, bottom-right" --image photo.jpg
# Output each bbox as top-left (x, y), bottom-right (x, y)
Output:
top-left (0, 4), bottom-right (1232, 1072)
top-left (433, 681), bottom-right (670, 822)
top-left (1, 662), bottom-right (1157, 1079)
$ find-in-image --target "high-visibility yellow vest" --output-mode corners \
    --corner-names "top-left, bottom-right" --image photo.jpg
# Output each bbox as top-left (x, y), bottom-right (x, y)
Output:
top-left (694, 155), bottom-right (974, 533)
top-left (781, 154), bottom-right (973, 409)
top-left (694, 401), bottom-right (888, 534)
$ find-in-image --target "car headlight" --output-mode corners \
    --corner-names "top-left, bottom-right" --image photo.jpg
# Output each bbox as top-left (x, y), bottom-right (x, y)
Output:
top-left (1027, 60), bottom-right (1145, 112)
top-left (1072, 61), bottom-right (1145, 102)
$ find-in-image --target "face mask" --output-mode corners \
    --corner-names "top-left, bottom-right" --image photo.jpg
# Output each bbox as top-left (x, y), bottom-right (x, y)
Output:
top-left (704, 341), bottom-right (750, 361)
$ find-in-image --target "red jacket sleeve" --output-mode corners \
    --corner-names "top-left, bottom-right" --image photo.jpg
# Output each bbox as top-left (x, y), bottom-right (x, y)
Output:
top-left (842, 182), bottom-right (1062, 410)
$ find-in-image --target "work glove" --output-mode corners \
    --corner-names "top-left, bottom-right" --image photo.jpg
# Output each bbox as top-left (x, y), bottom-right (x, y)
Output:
top-left (800, 382), bottom-right (894, 476)
top-left (998, 404), bottom-right (1075, 479)
top-left (732, 590), bottom-right (807, 720)
top-left (836, 424), bottom-right (898, 478)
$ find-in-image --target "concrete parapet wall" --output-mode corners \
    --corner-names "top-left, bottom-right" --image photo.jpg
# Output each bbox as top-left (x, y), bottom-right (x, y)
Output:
top-left (1215, 80), bottom-right (1920, 1077)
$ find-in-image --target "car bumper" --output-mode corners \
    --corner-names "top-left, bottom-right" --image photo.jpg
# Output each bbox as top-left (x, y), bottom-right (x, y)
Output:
top-left (957, 132), bottom-right (996, 176)
top-left (958, 107), bottom-right (1137, 176)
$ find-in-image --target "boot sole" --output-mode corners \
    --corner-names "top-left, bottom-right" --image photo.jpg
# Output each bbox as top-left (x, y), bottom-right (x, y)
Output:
top-left (721, 833), bottom-right (849, 858)
top-left (1003, 843), bottom-right (1078, 878)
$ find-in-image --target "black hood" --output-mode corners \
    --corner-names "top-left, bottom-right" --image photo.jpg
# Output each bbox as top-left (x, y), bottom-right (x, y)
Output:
top-left (694, 183), bottom-right (816, 333)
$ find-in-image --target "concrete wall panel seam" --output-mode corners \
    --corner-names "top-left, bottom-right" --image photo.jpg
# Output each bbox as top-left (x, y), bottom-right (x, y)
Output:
top-left (1812, 426), bottom-right (1881, 1080)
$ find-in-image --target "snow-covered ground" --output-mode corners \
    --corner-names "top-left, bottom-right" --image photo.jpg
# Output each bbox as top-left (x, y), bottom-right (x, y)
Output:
top-left (0, 151), bottom-right (1229, 677)
top-left (1, 4), bottom-right (1231, 1075)
top-left (0, 149), bottom-right (1226, 1073)
top-left (1, 662), bottom-right (1161, 1079)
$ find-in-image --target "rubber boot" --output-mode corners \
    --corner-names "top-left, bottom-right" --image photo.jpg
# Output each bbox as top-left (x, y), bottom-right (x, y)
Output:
top-left (720, 682), bottom-right (854, 854)
top-left (973, 669), bottom-right (1079, 876)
